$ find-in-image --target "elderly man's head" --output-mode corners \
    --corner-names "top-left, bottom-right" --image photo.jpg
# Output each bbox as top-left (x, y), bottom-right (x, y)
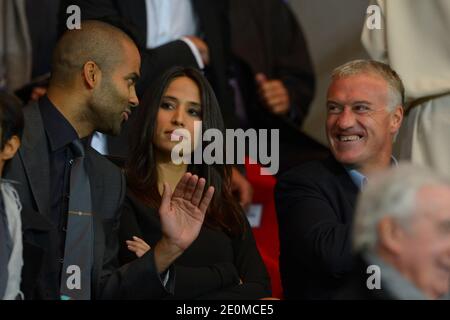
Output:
top-left (353, 164), bottom-right (450, 299)
top-left (326, 60), bottom-right (404, 174)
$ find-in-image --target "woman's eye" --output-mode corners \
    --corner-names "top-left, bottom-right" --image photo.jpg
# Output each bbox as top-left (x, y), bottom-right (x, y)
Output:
top-left (161, 102), bottom-right (174, 109)
top-left (188, 108), bottom-right (201, 117)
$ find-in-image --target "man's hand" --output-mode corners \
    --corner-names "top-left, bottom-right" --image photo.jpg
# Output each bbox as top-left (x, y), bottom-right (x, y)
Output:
top-left (154, 173), bottom-right (214, 273)
top-left (255, 73), bottom-right (290, 115)
top-left (184, 36), bottom-right (210, 65)
top-left (231, 167), bottom-right (253, 211)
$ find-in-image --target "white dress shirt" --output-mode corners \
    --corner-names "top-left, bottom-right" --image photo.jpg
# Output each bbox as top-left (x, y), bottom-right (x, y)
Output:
top-left (145, 0), bottom-right (204, 68)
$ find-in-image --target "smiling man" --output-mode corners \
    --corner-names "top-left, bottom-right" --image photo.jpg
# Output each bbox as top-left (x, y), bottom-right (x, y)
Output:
top-left (275, 60), bottom-right (404, 299)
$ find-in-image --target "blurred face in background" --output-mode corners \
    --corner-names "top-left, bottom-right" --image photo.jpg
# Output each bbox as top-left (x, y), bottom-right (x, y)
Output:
top-left (390, 185), bottom-right (450, 299)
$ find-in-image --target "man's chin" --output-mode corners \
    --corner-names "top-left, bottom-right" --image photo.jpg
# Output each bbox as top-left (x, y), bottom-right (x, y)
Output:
top-left (97, 126), bottom-right (121, 137)
top-left (110, 127), bottom-right (122, 136)
top-left (332, 151), bottom-right (363, 167)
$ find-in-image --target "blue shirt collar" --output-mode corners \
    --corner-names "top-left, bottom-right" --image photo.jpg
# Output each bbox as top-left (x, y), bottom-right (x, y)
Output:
top-left (345, 156), bottom-right (398, 190)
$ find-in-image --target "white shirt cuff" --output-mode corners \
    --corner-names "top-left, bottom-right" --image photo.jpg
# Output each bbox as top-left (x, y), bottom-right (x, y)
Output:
top-left (180, 37), bottom-right (205, 70)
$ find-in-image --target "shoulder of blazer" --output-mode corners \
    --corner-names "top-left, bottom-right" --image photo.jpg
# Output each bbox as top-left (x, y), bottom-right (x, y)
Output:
top-left (279, 156), bottom-right (346, 183)
top-left (277, 156), bottom-right (358, 196)
top-left (21, 102), bottom-right (46, 149)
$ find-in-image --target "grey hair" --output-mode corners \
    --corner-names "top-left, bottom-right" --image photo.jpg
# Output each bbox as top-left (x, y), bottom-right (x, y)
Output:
top-left (353, 163), bottom-right (450, 253)
top-left (331, 59), bottom-right (405, 112)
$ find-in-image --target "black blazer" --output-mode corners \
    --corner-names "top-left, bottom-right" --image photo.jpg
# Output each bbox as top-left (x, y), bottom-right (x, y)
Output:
top-left (229, 0), bottom-right (328, 173)
top-left (4, 102), bottom-right (172, 299)
top-left (274, 156), bottom-right (359, 299)
top-left (60, 0), bottom-right (235, 156)
top-left (230, 0), bottom-right (315, 126)
top-left (119, 190), bottom-right (271, 300)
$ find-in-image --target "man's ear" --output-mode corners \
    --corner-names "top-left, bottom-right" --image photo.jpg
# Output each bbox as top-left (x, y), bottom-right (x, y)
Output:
top-left (377, 216), bottom-right (405, 255)
top-left (83, 61), bottom-right (101, 89)
top-left (0, 136), bottom-right (21, 161)
top-left (390, 105), bottom-right (404, 134)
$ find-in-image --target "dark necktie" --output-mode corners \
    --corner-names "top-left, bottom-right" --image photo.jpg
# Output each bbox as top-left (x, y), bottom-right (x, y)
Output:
top-left (60, 139), bottom-right (93, 300)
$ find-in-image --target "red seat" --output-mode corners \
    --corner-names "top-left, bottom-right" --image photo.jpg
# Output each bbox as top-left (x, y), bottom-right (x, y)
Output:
top-left (245, 157), bottom-right (283, 299)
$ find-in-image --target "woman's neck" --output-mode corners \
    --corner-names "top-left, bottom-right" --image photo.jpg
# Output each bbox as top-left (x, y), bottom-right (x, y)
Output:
top-left (155, 152), bottom-right (188, 195)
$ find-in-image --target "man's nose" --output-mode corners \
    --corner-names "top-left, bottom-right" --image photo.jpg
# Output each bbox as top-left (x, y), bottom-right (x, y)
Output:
top-left (336, 106), bottom-right (356, 129)
top-left (129, 87), bottom-right (139, 108)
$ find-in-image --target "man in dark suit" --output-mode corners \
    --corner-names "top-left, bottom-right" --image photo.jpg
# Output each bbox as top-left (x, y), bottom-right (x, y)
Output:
top-left (4, 20), bottom-right (214, 300)
top-left (275, 60), bottom-right (404, 299)
top-left (229, 0), bottom-right (328, 173)
top-left (336, 164), bottom-right (450, 300)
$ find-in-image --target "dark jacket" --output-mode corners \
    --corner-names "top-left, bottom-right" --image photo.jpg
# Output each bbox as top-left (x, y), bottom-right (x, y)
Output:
top-left (230, 0), bottom-right (326, 173)
top-left (4, 102), bottom-right (172, 299)
top-left (119, 190), bottom-right (271, 300)
top-left (275, 156), bottom-right (358, 299)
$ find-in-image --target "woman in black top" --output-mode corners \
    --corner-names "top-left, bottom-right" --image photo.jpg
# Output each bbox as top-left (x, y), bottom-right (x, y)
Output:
top-left (119, 66), bottom-right (271, 299)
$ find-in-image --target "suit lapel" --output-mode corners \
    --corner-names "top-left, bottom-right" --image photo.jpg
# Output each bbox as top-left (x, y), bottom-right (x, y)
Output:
top-left (339, 171), bottom-right (359, 214)
top-left (20, 102), bottom-right (51, 217)
top-left (326, 156), bottom-right (359, 218)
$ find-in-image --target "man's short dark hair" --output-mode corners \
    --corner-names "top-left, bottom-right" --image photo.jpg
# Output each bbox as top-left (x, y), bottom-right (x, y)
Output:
top-left (51, 20), bottom-right (138, 86)
top-left (0, 92), bottom-right (24, 150)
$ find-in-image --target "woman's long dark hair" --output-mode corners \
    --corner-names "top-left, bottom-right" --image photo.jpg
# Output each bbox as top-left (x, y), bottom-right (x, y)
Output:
top-left (126, 66), bottom-right (246, 237)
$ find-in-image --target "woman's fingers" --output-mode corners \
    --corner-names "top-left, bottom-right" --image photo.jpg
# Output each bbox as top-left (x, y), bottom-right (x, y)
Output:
top-left (198, 186), bottom-right (215, 214)
top-left (126, 245), bottom-right (148, 258)
top-left (126, 237), bottom-right (151, 257)
top-left (191, 178), bottom-right (206, 206)
top-left (131, 236), bottom-right (150, 247)
top-left (126, 240), bottom-right (150, 250)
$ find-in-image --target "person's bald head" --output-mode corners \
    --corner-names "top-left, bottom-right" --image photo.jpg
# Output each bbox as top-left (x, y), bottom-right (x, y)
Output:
top-left (50, 20), bottom-right (139, 87)
top-left (47, 20), bottom-right (141, 138)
